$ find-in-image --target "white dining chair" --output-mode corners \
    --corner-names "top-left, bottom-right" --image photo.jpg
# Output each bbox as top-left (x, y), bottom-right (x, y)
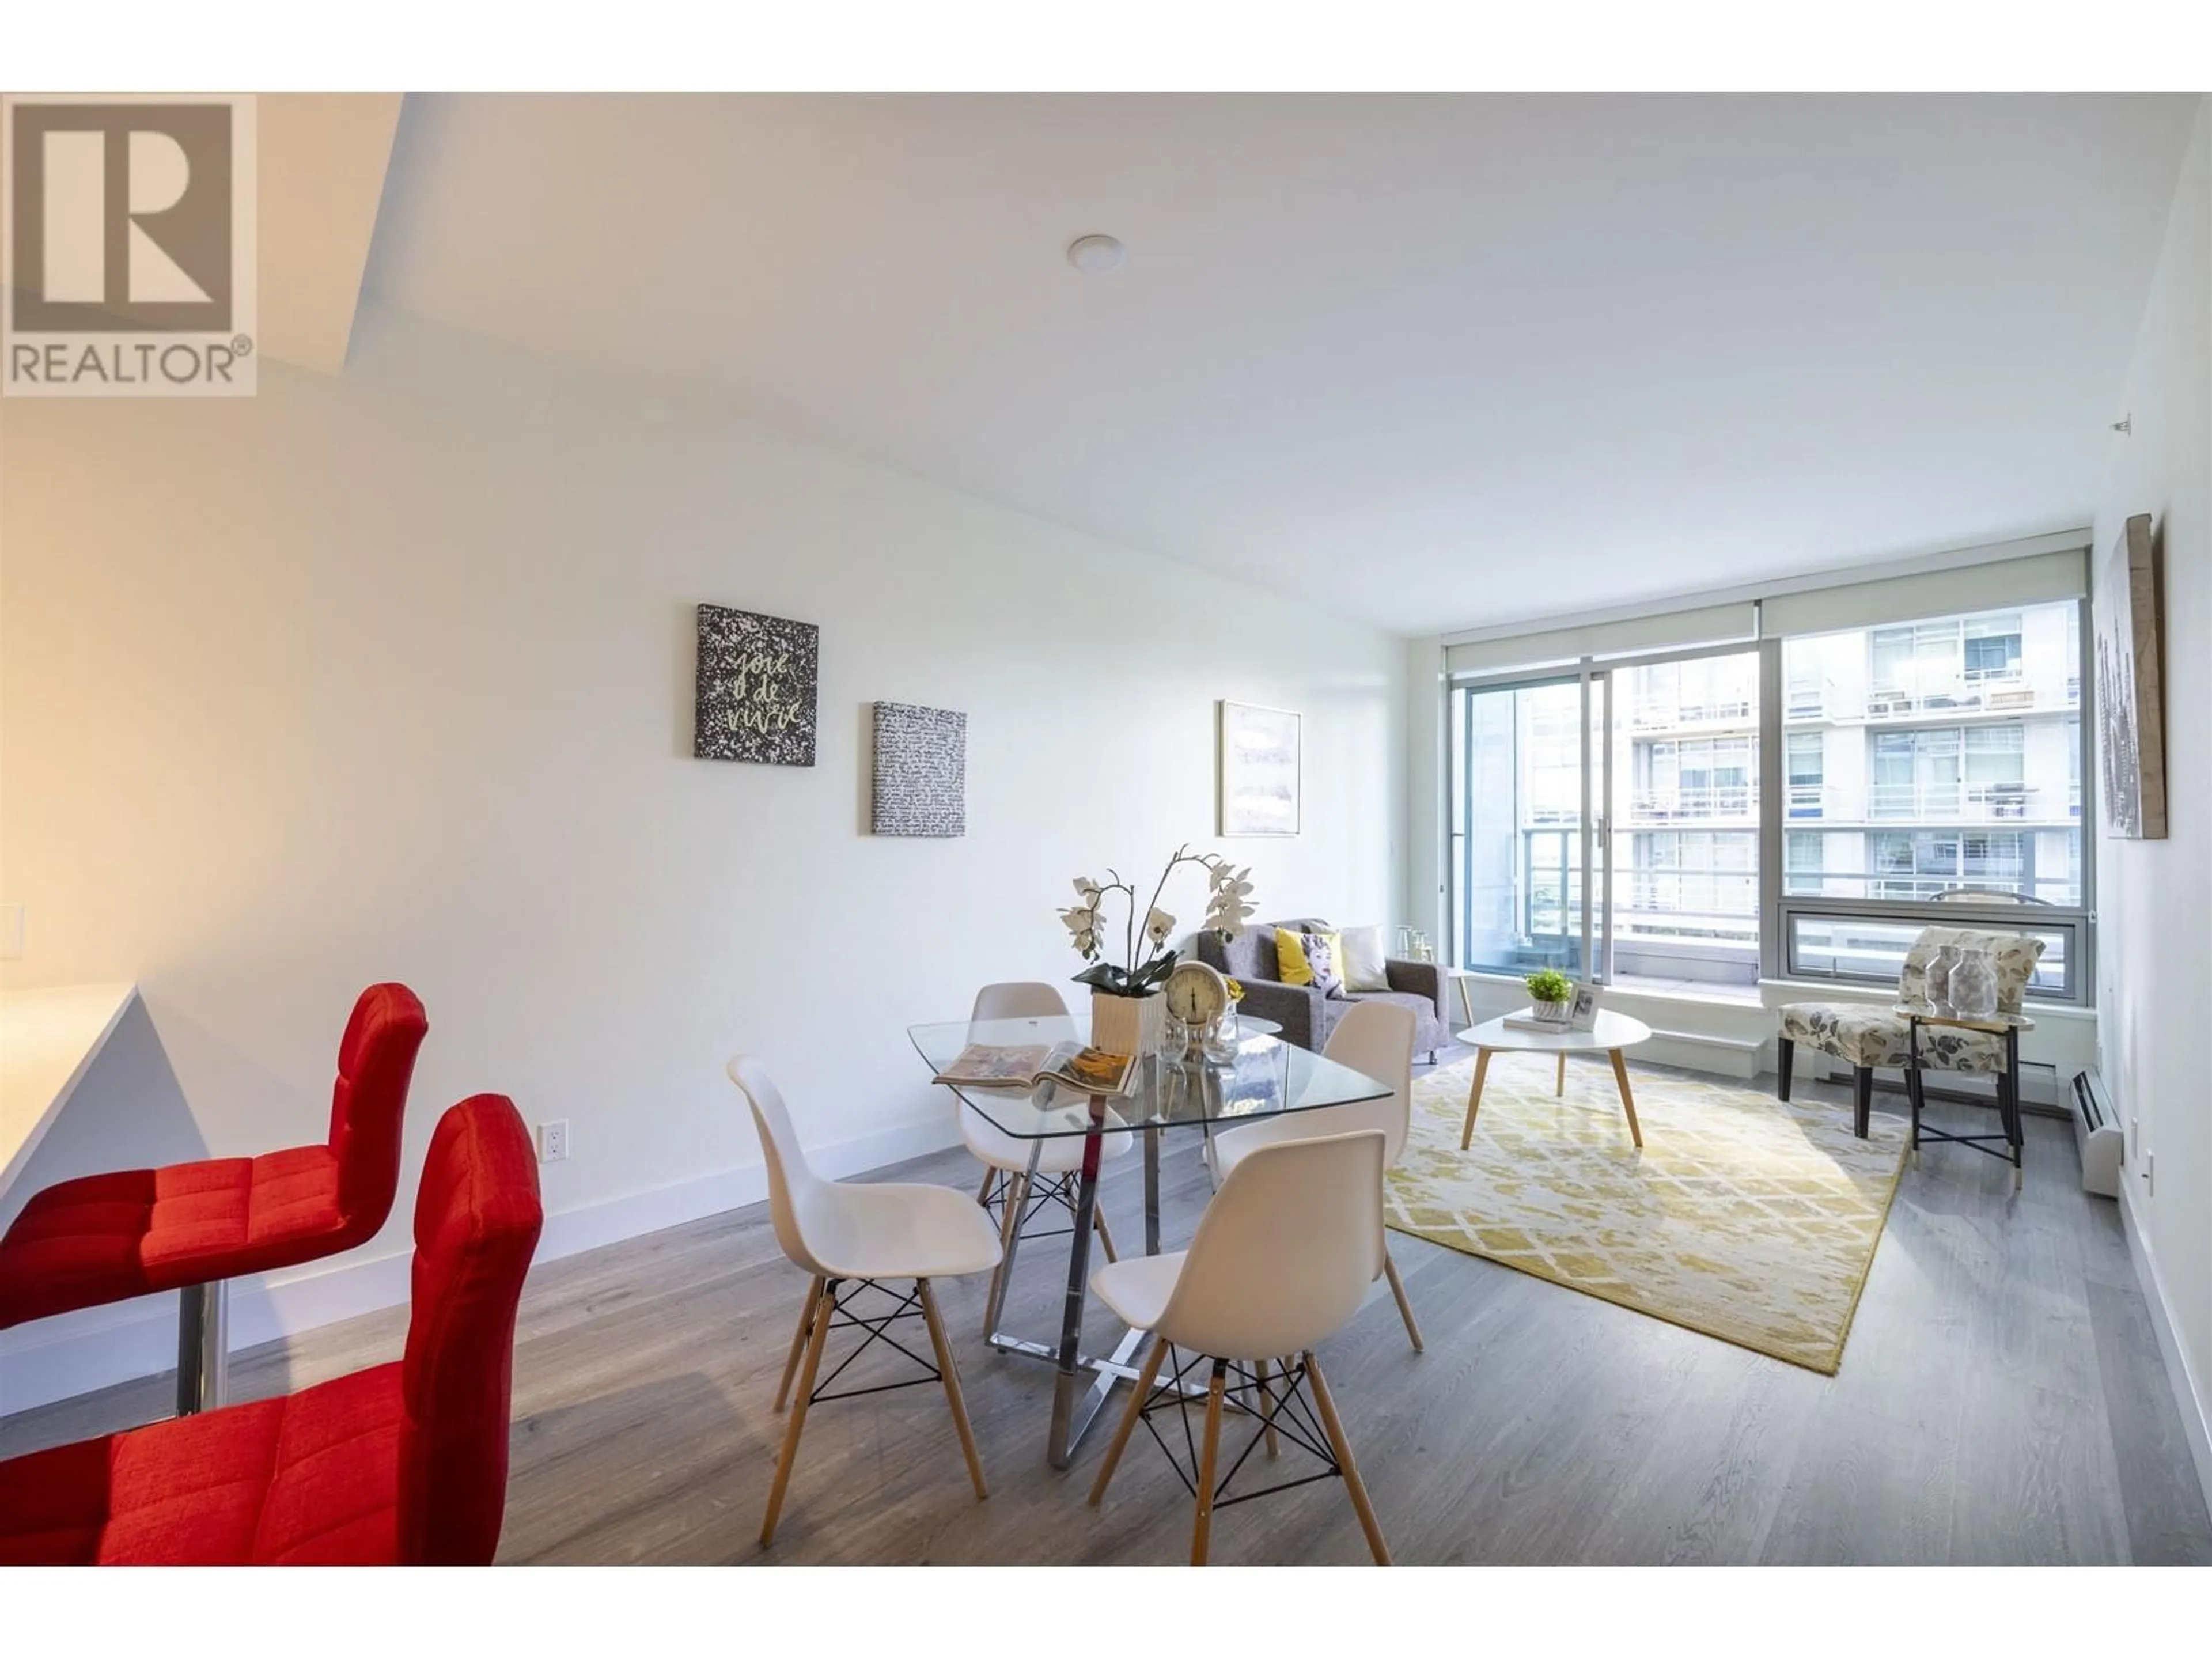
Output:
top-left (729, 1055), bottom-right (1004, 1548)
top-left (959, 982), bottom-right (1134, 1332)
top-left (1206, 999), bottom-right (1424, 1352)
top-left (1087, 1129), bottom-right (1393, 1566)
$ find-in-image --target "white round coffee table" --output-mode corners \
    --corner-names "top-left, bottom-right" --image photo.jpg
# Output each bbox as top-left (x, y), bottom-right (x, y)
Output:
top-left (1455, 1009), bottom-right (1654, 1150)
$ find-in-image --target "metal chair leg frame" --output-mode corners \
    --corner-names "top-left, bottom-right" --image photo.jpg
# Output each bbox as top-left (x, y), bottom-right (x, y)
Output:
top-left (175, 1280), bottom-right (229, 1417)
top-left (1090, 1340), bottom-right (1389, 1565)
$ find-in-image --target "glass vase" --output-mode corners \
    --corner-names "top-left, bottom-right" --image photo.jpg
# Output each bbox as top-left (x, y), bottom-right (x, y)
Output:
top-left (1949, 948), bottom-right (1999, 1019)
top-left (1925, 944), bottom-right (1961, 1008)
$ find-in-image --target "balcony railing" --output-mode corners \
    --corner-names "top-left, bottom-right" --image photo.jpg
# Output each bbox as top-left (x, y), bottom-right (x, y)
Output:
top-left (1789, 781), bottom-right (2078, 823)
top-left (1629, 699), bottom-right (1754, 730)
top-left (1785, 672), bottom-right (2078, 723)
top-left (1869, 780), bottom-right (2036, 821)
top-left (1629, 785), bottom-right (1755, 821)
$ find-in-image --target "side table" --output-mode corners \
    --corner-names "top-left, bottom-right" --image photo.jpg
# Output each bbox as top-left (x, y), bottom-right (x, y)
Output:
top-left (1895, 1000), bottom-right (2033, 1188)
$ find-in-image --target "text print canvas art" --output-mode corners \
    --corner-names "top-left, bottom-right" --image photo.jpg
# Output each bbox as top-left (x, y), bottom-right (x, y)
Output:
top-left (1218, 700), bottom-right (1301, 836)
top-left (872, 702), bottom-right (967, 836)
top-left (695, 604), bottom-right (819, 767)
top-left (2094, 514), bottom-right (2166, 839)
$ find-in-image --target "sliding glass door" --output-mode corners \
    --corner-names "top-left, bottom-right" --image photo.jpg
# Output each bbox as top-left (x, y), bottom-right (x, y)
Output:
top-left (1449, 647), bottom-right (1763, 993)
top-left (1448, 671), bottom-right (1609, 980)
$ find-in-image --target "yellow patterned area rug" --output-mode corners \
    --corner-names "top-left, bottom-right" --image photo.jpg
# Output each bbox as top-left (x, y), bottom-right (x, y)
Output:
top-left (1388, 1054), bottom-right (1907, 1373)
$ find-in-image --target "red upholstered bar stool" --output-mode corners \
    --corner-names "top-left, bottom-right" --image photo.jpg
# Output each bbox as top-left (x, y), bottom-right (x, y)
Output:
top-left (0, 983), bottom-right (429, 1415)
top-left (0, 1093), bottom-right (543, 1566)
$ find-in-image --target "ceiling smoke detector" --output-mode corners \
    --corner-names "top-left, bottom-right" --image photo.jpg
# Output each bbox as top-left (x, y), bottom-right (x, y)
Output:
top-left (1066, 234), bottom-right (1125, 274)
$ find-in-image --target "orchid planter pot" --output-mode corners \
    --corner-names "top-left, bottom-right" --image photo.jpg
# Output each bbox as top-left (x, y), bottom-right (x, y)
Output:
top-left (1090, 989), bottom-right (1166, 1059)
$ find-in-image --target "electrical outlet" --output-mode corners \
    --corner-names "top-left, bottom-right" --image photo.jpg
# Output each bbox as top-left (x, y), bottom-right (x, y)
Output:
top-left (537, 1120), bottom-right (570, 1164)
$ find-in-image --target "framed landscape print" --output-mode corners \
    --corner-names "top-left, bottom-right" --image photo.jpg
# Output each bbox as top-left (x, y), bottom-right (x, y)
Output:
top-left (2094, 513), bottom-right (2166, 839)
top-left (1218, 700), bottom-right (1301, 837)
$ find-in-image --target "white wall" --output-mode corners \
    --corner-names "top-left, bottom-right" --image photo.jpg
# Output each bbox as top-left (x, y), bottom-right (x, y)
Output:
top-left (0, 308), bottom-right (1407, 1408)
top-left (2092, 95), bottom-right (2212, 1501)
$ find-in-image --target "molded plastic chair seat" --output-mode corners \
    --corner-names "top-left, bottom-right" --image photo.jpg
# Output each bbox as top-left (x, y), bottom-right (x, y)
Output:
top-left (1088, 1249), bottom-right (1185, 1335)
top-left (952, 983), bottom-right (1131, 1335)
top-left (1087, 1131), bottom-right (1393, 1565)
top-left (1204, 999), bottom-right (1424, 1353)
top-left (958, 1099), bottom-right (1134, 1177)
top-left (0, 1094), bottom-right (544, 1566)
top-left (789, 1177), bottom-right (1004, 1282)
top-left (731, 1055), bottom-right (1002, 1547)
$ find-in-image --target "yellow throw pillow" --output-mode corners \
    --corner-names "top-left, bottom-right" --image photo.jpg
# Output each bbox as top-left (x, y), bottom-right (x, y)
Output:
top-left (1275, 927), bottom-right (1344, 990)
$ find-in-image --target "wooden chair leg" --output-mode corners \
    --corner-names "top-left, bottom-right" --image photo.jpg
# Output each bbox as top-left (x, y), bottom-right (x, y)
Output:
top-left (1459, 1047), bottom-right (1493, 1149)
top-left (917, 1278), bottom-right (988, 1501)
top-left (1853, 1065), bottom-right (1873, 1139)
top-left (1776, 1036), bottom-right (1794, 1101)
top-left (1191, 1359), bottom-right (1229, 1566)
top-left (976, 1166), bottom-right (996, 1207)
top-left (1607, 1048), bottom-right (1645, 1149)
top-left (1093, 1203), bottom-right (1119, 1264)
top-left (1088, 1336), bottom-right (1168, 1505)
top-left (1555, 1052), bottom-right (1567, 1096)
top-left (1381, 1249), bottom-right (1425, 1351)
top-left (1306, 1349), bottom-right (1391, 1566)
top-left (761, 1278), bottom-right (836, 1547)
top-left (1255, 1357), bottom-right (1281, 1458)
top-left (774, 1274), bottom-right (826, 1412)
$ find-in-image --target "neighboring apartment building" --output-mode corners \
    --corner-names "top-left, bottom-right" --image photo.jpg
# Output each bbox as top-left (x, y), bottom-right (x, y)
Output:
top-left (1461, 600), bottom-right (2084, 995)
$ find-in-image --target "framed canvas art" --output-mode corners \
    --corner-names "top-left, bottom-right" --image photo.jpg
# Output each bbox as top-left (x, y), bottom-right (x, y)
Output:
top-left (871, 702), bottom-right (967, 836)
top-left (2094, 513), bottom-right (2166, 839)
top-left (695, 604), bottom-right (819, 767)
top-left (1218, 700), bottom-right (1301, 837)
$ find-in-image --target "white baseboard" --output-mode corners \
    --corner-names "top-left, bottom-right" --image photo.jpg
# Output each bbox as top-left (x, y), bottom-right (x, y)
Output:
top-left (0, 1111), bottom-right (961, 1415)
top-left (2119, 1175), bottom-right (2212, 1517)
top-left (1640, 1029), bottom-right (1762, 1080)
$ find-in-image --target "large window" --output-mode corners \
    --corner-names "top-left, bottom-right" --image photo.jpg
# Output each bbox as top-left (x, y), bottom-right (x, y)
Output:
top-left (1448, 593), bottom-right (2092, 1004)
top-left (1448, 650), bottom-right (1762, 995)
top-left (1777, 597), bottom-right (2088, 996)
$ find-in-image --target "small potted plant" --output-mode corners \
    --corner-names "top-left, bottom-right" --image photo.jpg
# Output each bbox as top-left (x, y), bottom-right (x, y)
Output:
top-left (1524, 968), bottom-right (1574, 1024)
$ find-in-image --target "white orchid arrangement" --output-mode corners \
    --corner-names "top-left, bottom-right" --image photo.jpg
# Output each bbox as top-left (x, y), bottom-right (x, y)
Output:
top-left (1060, 845), bottom-right (1257, 999)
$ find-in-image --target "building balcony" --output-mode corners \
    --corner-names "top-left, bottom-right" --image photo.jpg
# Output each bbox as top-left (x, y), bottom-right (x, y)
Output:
top-left (1783, 672), bottom-right (2078, 725)
top-left (1628, 699), bottom-right (1755, 732)
top-left (1627, 785), bottom-right (1755, 823)
top-left (1788, 779), bottom-right (2082, 823)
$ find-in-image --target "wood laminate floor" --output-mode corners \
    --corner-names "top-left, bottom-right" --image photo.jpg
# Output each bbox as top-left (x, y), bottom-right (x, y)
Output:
top-left (4, 1066), bottom-right (2207, 1566)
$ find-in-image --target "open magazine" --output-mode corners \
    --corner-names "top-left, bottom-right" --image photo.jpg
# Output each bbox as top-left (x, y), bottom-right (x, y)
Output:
top-left (932, 1041), bottom-right (1137, 1096)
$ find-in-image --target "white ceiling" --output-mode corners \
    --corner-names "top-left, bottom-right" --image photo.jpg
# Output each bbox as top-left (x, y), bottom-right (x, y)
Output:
top-left (362, 93), bottom-right (2199, 635)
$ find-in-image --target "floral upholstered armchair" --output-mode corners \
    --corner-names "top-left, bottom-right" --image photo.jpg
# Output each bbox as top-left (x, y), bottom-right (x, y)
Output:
top-left (1775, 926), bottom-right (2045, 1137)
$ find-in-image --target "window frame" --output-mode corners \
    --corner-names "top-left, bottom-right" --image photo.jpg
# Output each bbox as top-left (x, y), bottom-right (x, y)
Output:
top-left (1442, 595), bottom-right (2095, 1009)
top-left (1765, 595), bottom-right (2095, 1005)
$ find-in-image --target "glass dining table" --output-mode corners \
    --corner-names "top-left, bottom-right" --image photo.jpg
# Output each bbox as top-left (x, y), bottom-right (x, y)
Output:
top-left (907, 1011), bottom-right (1393, 1469)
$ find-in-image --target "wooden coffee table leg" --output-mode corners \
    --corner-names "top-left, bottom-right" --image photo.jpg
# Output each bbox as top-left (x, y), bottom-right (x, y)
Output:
top-left (1459, 1047), bottom-right (1494, 1149)
top-left (1555, 1052), bottom-right (1567, 1096)
top-left (1607, 1048), bottom-right (1644, 1148)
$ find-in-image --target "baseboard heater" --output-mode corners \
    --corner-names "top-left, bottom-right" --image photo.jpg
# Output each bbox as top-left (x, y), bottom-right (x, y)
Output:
top-left (2071, 1068), bottom-right (2123, 1198)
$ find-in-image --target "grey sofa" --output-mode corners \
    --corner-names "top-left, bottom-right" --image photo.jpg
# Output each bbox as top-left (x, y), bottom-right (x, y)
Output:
top-left (1196, 918), bottom-right (1448, 1059)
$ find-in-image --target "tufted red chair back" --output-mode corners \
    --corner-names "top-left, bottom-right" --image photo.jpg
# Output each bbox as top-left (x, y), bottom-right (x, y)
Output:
top-left (396, 1094), bottom-right (543, 1565)
top-left (326, 983), bottom-right (430, 1238)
